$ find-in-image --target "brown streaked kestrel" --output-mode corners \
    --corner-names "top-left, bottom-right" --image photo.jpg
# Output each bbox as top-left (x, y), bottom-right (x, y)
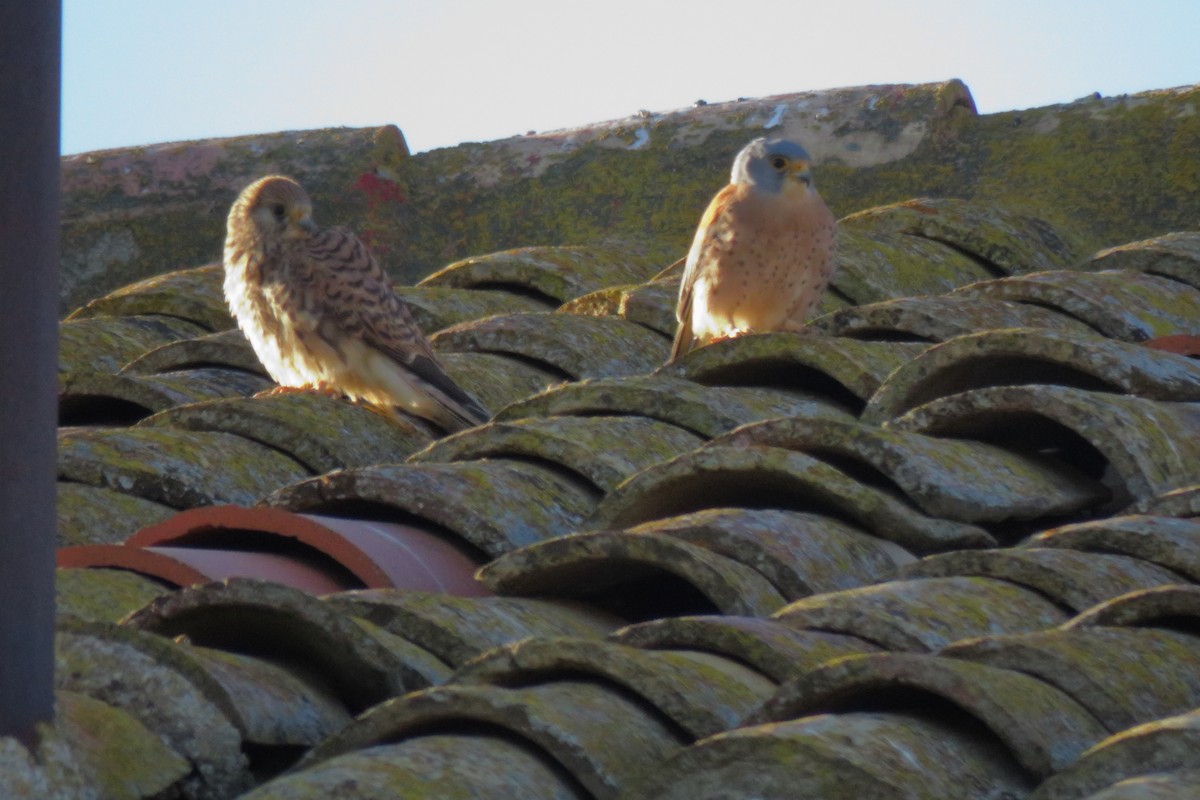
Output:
top-left (223, 175), bottom-right (489, 432)
top-left (670, 137), bottom-right (837, 361)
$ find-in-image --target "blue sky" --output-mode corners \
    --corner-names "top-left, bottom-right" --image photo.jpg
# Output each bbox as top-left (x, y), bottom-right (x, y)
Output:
top-left (62, 0), bottom-right (1200, 156)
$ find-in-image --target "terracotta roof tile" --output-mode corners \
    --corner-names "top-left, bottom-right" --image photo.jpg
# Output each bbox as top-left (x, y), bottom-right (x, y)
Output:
top-left (58, 313), bottom-right (208, 376)
top-left (497, 373), bottom-right (854, 437)
top-left (410, 414), bottom-right (703, 493)
top-left (890, 385), bottom-right (1200, 507)
top-left (65, 263), bottom-right (233, 331)
top-left (662, 332), bottom-right (922, 410)
top-left (140, 392), bottom-right (432, 473)
top-left (587, 445), bottom-right (995, 552)
top-left (953, 270), bottom-right (1200, 342)
top-left (60, 368), bottom-right (271, 425)
top-left (419, 243), bottom-right (670, 304)
top-left (749, 652), bottom-right (1109, 779)
top-left (58, 426), bottom-right (311, 507)
top-left (771, 577), bottom-right (1069, 651)
top-left (902, 548), bottom-right (1184, 612)
top-left (478, 529), bottom-right (790, 618)
top-left (55, 617), bottom-right (252, 797)
top-left (621, 711), bottom-right (1033, 800)
top-left (712, 417), bottom-right (1106, 528)
top-left (610, 615), bottom-right (882, 683)
top-left (323, 590), bottom-right (619, 667)
top-left (812, 294), bottom-right (1096, 341)
top-left (863, 326), bottom-right (1200, 424)
top-left (301, 681), bottom-right (687, 799)
top-left (57, 482), bottom-right (175, 547)
top-left (453, 637), bottom-right (776, 739)
top-left (431, 311), bottom-right (670, 380)
top-left (944, 626), bottom-right (1200, 733)
top-left (268, 460), bottom-right (597, 557)
top-left (1031, 713), bottom-right (1200, 799)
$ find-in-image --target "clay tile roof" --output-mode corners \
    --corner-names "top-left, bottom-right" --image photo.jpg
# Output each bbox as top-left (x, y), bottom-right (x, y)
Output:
top-left (36, 79), bottom-right (1200, 798)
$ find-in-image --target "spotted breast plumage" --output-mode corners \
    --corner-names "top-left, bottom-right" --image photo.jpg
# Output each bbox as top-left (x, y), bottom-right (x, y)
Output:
top-left (223, 175), bottom-right (489, 432)
top-left (670, 137), bottom-right (837, 361)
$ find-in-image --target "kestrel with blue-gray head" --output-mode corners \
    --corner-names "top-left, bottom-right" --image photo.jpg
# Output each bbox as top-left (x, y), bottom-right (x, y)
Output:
top-left (670, 137), bottom-right (837, 361)
top-left (223, 175), bottom-right (489, 432)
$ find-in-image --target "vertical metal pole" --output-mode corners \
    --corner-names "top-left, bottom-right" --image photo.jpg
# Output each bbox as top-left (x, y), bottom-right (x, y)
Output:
top-left (0, 0), bottom-right (61, 741)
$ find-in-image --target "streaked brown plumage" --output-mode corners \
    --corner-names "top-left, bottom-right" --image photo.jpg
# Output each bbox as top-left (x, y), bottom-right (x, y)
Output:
top-left (223, 175), bottom-right (488, 431)
top-left (670, 137), bottom-right (837, 361)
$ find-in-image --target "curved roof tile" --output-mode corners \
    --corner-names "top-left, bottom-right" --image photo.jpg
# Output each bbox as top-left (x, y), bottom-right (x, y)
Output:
top-left (437, 350), bottom-right (563, 415)
top-left (65, 263), bottom-right (233, 331)
top-left (430, 311), bottom-right (669, 380)
top-left (268, 459), bottom-right (597, 558)
top-left (56, 566), bottom-right (172, 623)
top-left (661, 332), bottom-right (922, 410)
top-left (902, 548), bottom-right (1185, 612)
top-left (558, 279), bottom-right (681, 337)
top-left (1029, 709), bottom-right (1200, 800)
top-left (1083, 231), bottom-right (1200, 289)
top-left (889, 385), bottom-right (1200, 506)
top-left (831, 228), bottom-right (997, 305)
top-left (60, 368), bottom-right (271, 425)
top-left (454, 637), bottom-right (775, 739)
top-left (772, 576), bottom-right (1069, 651)
top-left (419, 243), bottom-right (670, 304)
top-left (120, 328), bottom-right (264, 375)
top-left (839, 197), bottom-right (1081, 275)
top-left (55, 617), bottom-right (252, 798)
top-left (58, 543), bottom-right (352, 594)
top-left (953, 270), bottom-right (1200, 342)
top-left (238, 733), bottom-right (584, 800)
top-left (610, 615), bottom-right (882, 683)
top-left (303, 681), bottom-right (687, 799)
top-left (58, 426), bottom-right (311, 508)
top-left (624, 508), bottom-right (913, 600)
top-left (1028, 515), bottom-right (1200, 584)
top-left (944, 626), bottom-right (1200, 733)
top-left (713, 417), bottom-right (1106, 526)
top-left (588, 445), bottom-right (995, 552)
top-left (140, 392), bottom-right (432, 473)
top-left (621, 710), bottom-right (1032, 800)
top-left (59, 314), bottom-right (208, 376)
top-left (57, 482), bottom-right (176, 547)
top-left (497, 374), bottom-right (852, 438)
top-left (394, 284), bottom-right (553, 331)
top-left (1064, 585), bottom-right (1200, 630)
top-left (410, 414), bottom-right (703, 493)
top-left (124, 578), bottom-right (430, 712)
top-left (864, 327), bottom-right (1200, 423)
top-left (748, 652), bottom-right (1109, 779)
top-left (324, 589), bottom-right (620, 667)
top-left (812, 294), bottom-right (1095, 342)
top-left (478, 530), bottom-right (789, 618)
top-left (127, 505), bottom-right (487, 595)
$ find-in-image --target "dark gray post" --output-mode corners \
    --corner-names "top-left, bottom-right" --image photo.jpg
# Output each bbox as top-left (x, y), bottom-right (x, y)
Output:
top-left (0, 0), bottom-right (61, 742)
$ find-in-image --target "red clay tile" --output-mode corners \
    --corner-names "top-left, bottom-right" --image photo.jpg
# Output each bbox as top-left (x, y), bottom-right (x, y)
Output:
top-left (57, 544), bottom-right (346, 594)
top-left (127, 505), bottom-right (489, 596)
top-left (1144, 334), bottom-right (1200, 357)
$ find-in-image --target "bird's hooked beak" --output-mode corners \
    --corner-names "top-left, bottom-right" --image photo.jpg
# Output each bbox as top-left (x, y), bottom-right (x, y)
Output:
top-left (286, 208), bottom-right (317, 239)
top-left (790, 161), bottom-right (814, 188)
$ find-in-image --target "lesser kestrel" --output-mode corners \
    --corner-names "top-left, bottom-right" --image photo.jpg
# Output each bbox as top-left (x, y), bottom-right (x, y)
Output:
top-left (223, 175), bottom-right (489, 432)
top-left (670, 137), bottom-right (837, 361)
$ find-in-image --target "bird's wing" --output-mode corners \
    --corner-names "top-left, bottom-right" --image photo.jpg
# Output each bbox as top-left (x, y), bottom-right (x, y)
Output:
top-left (300, 228), bottom-right (488, 425)
top-left (670, 183), bottom-right (742, 361)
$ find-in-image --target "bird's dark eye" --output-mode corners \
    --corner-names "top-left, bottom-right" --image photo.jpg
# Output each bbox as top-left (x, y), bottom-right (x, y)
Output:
top-left (271, 204), bottom-right (286, 220)
top-left (771, 156), bottom-right (787, 170)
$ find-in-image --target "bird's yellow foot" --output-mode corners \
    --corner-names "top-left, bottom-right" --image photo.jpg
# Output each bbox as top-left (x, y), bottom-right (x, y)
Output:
top-left (253, 383), bottom-right (343, 399)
